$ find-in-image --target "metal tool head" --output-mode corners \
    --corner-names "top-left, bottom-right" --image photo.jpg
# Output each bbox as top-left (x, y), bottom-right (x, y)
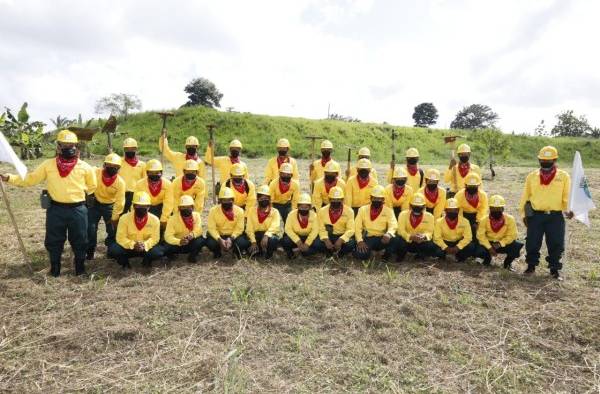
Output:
top-left (156, 111), bottom-right (175, 119)
top-left (444, 135), bottom-right (464, 144)
top-left (67, 126), bottom-right (100, 142)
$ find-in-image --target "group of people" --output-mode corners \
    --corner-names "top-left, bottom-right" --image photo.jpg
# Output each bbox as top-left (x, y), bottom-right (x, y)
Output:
top-left (0, 129), bottom-right (573, 280)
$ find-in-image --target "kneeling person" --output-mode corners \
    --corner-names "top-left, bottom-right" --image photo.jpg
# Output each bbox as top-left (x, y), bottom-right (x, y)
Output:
top-left (354, 185), bottom-right (398, 260)
top-left (317, 186), bottom-right (356, 256)
top-left (205, 187), bottom-right (246, 258)
top-left (433, 198), bottom-right (475, 262)
top-left (164, 195), bottom-right (205, 263)
top-left (396, 193), bottom-right (437, 261)
top-left (238, 186), bottom-right (282, 259)
top-left (282, 193), bottom-right (322, 258)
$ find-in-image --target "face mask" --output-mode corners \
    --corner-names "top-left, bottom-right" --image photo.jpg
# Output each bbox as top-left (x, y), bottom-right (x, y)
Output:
top-left (490, 211), bottom-right (503, 219)
top-left (412, 207), bottom-right (424, 215)
top-left (407, 158), bottom-right (418, 165)
top-left (278, 150), bottom-right (287, 157)
top-left (298, 209), bottom-right (310, 216)
top-left (104, 167), bottom-right (118, 176)
top-left (125, 151), bottom-right (136, 159)
top-left (232, 178), bottom-right (244, 185)
top-left (466, 187), bottom-right (478, 194)
top-left (331, 202), bottom-right (342, 211)
top-left (394, 179), bottom-right (406, 187)
top-left (186, 147), bottom-right (197, 156)
top-left (280, 176), bottom-right (291, 183)
top-left (325, 175), bottom-right (336, 183)
top-left (60, 147), bottom-right (77, 159)
top-left (148, 174), bottom-right (161, 182)
top-left (134, 207), bottom-right (147, 218)
top-left (230, 150), bottom-right (240, 158)
top-left (258, 199), bottom-right (270, 208)
top-left (321, 150), bottom-right (331, 159)
top-left (221, 202), bottom-right (233, 210)
top-left (180, 208), bottom-right (193, 217)
top-left (358, 169), bottom-right (370, 178)
top-left (446, 212), bottom-right (459, 220)
top-left (540, 161), bottom-right (554, 169)
top-left (426, 184), bottom-right (438, 191)
top-left (185, 173), bottom-right (197, 181)
top-left (371, 200), bottom-right (383, 209)
top-left (459, 156), bottom-right (470, 163)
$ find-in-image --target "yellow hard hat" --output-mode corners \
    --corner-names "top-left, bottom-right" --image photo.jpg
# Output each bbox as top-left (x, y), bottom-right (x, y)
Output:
top-left (184, 159), bottom-right (199, 172)
top-left (538, 146), bottom-right (558, 160)
top-left (489, 195), bottom-right (506, 208)
top-left (358, 147), bottom-right (371, 157)
top-left (356, 158), bottom-right (372, 169)
top-left (229, 139), bottom-right (243, 149)
top-left (123, 137), bottom-right (138, 148)
top-left (132, 191), bottom-right (151, 206)
top-left (230, 163), bottom-right (245, 177)
top-left (298, 192), bottom-right (312, 205)
top-left (457, 143), bottom-right (471, 154)
top-left (179, 195), bottom-right (195, 207)
top-left (406, 147), bottom-right (419, 158)
top-left (465, 173), bottom-right (481, 186)
top-left (146, 159), bottom-right (163, 172)
top-left (279, 163), bottom-right (293, 174)
top-left (410, 193), bottom-right (426, 207)
top-left (324, 161), bottom-right (340, 174)
top-left (218, 187), bottom-right (235, 199)
top-left (445, 198), bottom-right (459, 209)
top-left (370, 185), bottom-right (385, 198)
top-left (257, 185), bottom-right (271, 196)
top-left (185, 136), bottom-right (199, 146)
top-left (56, 129), bottom-right (78, 144)
top-left (103, 153), bottom-right (122, 166)
top-left (277, 138), bottom-right (290, 148)
top-left (321, 140), bottom-right (333, 149)
top-left (328, 186), bottom-right (344, 200)
top-left (392, 166), bottom-right (408, 178)
top-left (425, 168), bottom-right (440, 181)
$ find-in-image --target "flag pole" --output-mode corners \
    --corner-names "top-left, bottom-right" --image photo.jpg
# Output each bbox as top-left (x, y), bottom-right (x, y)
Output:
top-left (0, 178), bottom-right (31, 271)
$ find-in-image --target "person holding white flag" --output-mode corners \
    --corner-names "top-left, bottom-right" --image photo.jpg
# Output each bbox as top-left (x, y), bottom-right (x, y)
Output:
top-left (568, 151), bottom-right (596, 227)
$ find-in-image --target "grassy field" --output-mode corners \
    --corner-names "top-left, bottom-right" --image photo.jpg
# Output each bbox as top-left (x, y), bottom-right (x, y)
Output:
top-left (0, 156), bottom-right (599, 392)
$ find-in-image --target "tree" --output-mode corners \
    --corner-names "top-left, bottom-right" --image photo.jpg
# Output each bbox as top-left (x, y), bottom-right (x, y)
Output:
top-left (450, 104), bottom-right (499, 130)
top-left (94, 93), bottom-right (142, 120)
top-left (1, 102), bottom-right (46, 159)
top-left (551, 110), bottom-right (592, 137)
top-left (471, 128), bottom-right (510, 179)
top-left (183, 78), bottom-right (223, 108)
top-left (412, 102), bottom-right (438, 127)
top-left (49, 115), bottom-right (74, 131)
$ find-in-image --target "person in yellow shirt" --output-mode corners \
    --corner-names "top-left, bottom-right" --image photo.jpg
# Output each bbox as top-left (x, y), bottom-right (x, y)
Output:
top-left (385, 148), bottom-right (424, 190)
top-left (384, 166), bottom-right (414, 218)
top-left (163, 195), bottom-right (205, 263)
top-left (268, 162), bottom-right (300, 223)
top-left (345, 158), bottom-right (378, 215)
top-left (108, 191), bottom-right (164, 268)
top-left (205, 187), bottom-right (246, 258)
top-left (312, 161), bottom-right (345, 209)
top-left (519, 146), bottom-right (573, 279)
top-left (455, 173), bottom-right (488, 240)
top-left (310, 140), bottom-right (339, 186)
top-left (164, 160), bottom-right (206, 218)
top-left (135, 159), bottom-right (172, 227)
top-left (444, 143), bottom-right (482, 196)
top-left (236, 185), bottom-right (282, 259)
top-left (417, 168), bottom-right (446, 219)
top-left (354, 185), bottom-right (398, 260)
top-left (395, 193), bottom-right (437, 261)
top-left (475, 195), bottom-right (523, 270)
top-left (1, 130), bottom-right (97, 276)
top-left (159, 135), bottom-right (207, 179)
top-left (120, 137), bottom-right (146, 213)
top-left (317, 186), bottom-right (356, 256)
top-left (264, 138), bottom-right (300, 185)
top-left (281, 193), bottom-right (323, 258)
top-left (86, 153), bottom-right (126, 260)
top-left (204, 138), bottom-right (249, 190)
top-left (345, 147), bottom-right (379, 181)
top-left (224, 163), bottom-right (257, 212)
top-left (432, 198), bottom-right (475, 262)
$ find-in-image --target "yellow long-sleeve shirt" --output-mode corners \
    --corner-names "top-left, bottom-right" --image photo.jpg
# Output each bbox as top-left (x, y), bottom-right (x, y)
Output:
top-left (164, 211), bottom-right (203, 246)
top-left (246, 208), bottom-right (282, 242)
top-left (455, 189), bottom-right (489, 223)
top-left (284, 209), bottom-right (319, 244)
top-left (159, 137), bottom-right (206, 179)
top-left (93, 168), bottom-right (125, 220)
top-left (116, 212), bottom-right (160, 250)
top-left (354, 205), bottom-right (397, 242)
top-left (264, 156), bottom-right (299, 185)
top-left (519, 169), bottom-right (570, 217)
top-left (477, 214), bottom-right (518, 249)
top-left (386, 166), bottom-right (424, 191)
top-left (444, 164), bottom-right (481, 193)
top-left (397, 211), bottom-right (435, 242)
top-left (311, 178), bottom-right (346, 209)
top-left (8, 158), bottom-right (96, 203)
top-left (224, 179), bottom-right (257, 211)
top-left (384, 184), bottom-right (414, 210)
top-left (204, 145), bottom-right (249, 184)
top-left (433, 216), bottom-right (472, 250)
top-left (164, 176), bottom-right (206, 218)
top-left (268, 178), bottom-right (300, 208)
top-left (207, 205), bottom-right (245, 239)
top-left (135, 178), bottom-right (172, 222)
top-left (120, 159), bottom-right (146, 192)
top-left (417, 186), bottom-right (447, 219)
top-left (310, 159), bottom-right (340, 183)
top-left (318, 204), bottom-right (355, 242)
top-left (344, 176), bottom-right (378, 208)
top-left (345, 166), bottom-right (378, 182)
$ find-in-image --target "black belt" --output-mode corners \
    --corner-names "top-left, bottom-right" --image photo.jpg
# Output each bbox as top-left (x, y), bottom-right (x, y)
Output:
top-left (50, 200), bottom-right (86, 208)
top-left (533, 209), bottom-right (561, 215)
top-left (273, 202), bottom-right (291, 207)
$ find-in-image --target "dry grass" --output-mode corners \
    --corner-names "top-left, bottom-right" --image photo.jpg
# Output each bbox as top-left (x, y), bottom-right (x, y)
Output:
top-left (0, 158), bottom-right (599, 392)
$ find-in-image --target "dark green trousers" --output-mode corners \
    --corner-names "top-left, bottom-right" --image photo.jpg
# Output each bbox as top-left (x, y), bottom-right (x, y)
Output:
top-left (87, 202), bottom-right (115, 254)
top-left (45, 203), bottom-right (88, 275)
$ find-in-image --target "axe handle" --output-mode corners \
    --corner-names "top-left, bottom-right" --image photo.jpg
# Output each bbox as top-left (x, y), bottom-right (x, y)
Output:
top-left (451, 147), bottom-right (458, 192)
top-left (209, 129), bottom-right (217, 204)
top-left (346, 148), bottom-right (352, 179)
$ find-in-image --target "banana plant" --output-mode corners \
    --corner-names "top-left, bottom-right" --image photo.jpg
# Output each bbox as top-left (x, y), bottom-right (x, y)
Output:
top-left (1, 103), bottom-right (46, 159)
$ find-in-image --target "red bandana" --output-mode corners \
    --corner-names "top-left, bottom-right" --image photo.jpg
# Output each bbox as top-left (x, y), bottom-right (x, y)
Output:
top-left (185, 153), bottom-right (198, 161)
top-left (56, 157), bottom-right (77, 178)
top-left (539, 167), bottom-right (557, 185)
top-left (321, 156), bottom-right (331, 167)
top-left (370, 205), bottom-right (383, 221)
top-left (357, 175), bottom-right (370, 189)
top-left (230, 156), bottom-right (240, 164)
top-left (278, 179), bottom-right (291, 194)
top-left (182, 177), bottom-right (196, 191)
top-left (465, 191), bottom-right (479, 208)
top-left (232, 180), bottom-right (246, 194)
top-left (101, 170), bottom-right (117, 187)
top-left (257, 207), bottom-right (270, 223)
top-left (134, 214), bottom-right (148, 231)
top-left (222, 206), bottom-right (234, 221)
top-left (148, 179), bottom-right (162, 197)
top-left (407, 164), bottom-right (418, 176)
top-left (490, 215), bottom-right (505, 233)
top-left (329, 207), bottom-right (343, 224)
top-left (393, 185), bottom-right (405, 200)
top-left (124, 156), bottom-right (139, 167)
top-left (424, 186), bottom-right (439, 204)
top-left (182, 213), bottom-right (194, 231)
top-left (410, 212), bottom-right (424, 229)
top-left (445, 216), bottom-right (458, 229)
top-left (298, 212), bottom-right (309, 228)
top-left (324, 178), bottom-right (337, 193)
top-left (458, 162), bottom-right (470, 178)
top-left (276, 156), bottom-right (288, 168)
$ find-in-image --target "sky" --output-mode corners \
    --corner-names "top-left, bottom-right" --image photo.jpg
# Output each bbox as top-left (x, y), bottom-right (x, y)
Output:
top-left (1, 0), bottom-right (599, 133)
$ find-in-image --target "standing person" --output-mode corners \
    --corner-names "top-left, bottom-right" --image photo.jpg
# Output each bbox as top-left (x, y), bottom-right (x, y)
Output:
top-left (386, 147), bottom-right (424, 190)
top-left (475, 195), bottom-right (523, 270)
top-left (264, 138), bottom-right (299, 185)
top-left (163, 160), bottom-right (206, 218)
top-left (87, 153), bottom-right (125, 260)
top-left (444, 143), bottom-right (481, 197)
top-left (310, 140), bottom-right (339, 186)
top-left (205, 187), bottom-right (246, 258)
top-left (353, 185), bottom-right (398, 261)
top-left (163, 195), bottom-right (205, 263)
top-left (268, 162), bottom-right (300, 223)
top-left (312, 161), bottom-right (345, 209)
top-left (519, 146), bottom-right (573, 280)
top-left (384, 166), bottom-right (414, 218)
top-left (204, 138), bottom-right (249, 191)
top-left (224, 163), bottom-right (257, 212)
top-left (317, 186), bottom-right (356, 257)
top-left (159, 135), bottom-right (207, 179)
top-left (417, 168), bottom-right (446, 219)
top-left (345, 158), bottom-right (378, 215)
top-left (135, 159), bottom-right (172, 230)
top-left (455, 173), bottom-right (488, 240)
top-left (120, 137), bottom-right (146, 214)
top-left (108, 191), bottom-right (164, 268)
top-left (395, 193), bottom-right (438, 262)
top-left (1, 130), bottom-right (96, 276)
top-left (345, 147), bottom-right (379, 181)
top-left (432, 198), bottom-right (476, 262)
top-left (281, 193), bottom-right (322, 259)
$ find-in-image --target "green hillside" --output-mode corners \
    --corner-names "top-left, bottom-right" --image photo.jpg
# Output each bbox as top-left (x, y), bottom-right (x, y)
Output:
top-left (89, 106), bottom-right (600, 167)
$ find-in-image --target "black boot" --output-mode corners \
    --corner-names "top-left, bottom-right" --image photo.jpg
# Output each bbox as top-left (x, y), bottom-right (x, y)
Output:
top-left (118, 258), bottom-right (130, 270)
top-left (550, 269), bottom-right (563, 281)
top-left (187, 253), bottom-right (198, 263)
top-left (86, 250), bottom-right (95, 260)
top-left (49, 260), bottom-right (61, 277)
top-left (524, 264), bottom-right (536, 275)
top-left (75, 258), bottom-right (86, 276)
top-left (482, 257), bottom-right (492, 266)
top-left (503, 258), bottom-right (515, 271)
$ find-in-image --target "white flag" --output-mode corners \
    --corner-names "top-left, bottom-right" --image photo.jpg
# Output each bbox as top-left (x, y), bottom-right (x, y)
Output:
top-left (568, 151), bottom-right (595, 227)
top-left (0, 132), bottom-right (28, 180)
